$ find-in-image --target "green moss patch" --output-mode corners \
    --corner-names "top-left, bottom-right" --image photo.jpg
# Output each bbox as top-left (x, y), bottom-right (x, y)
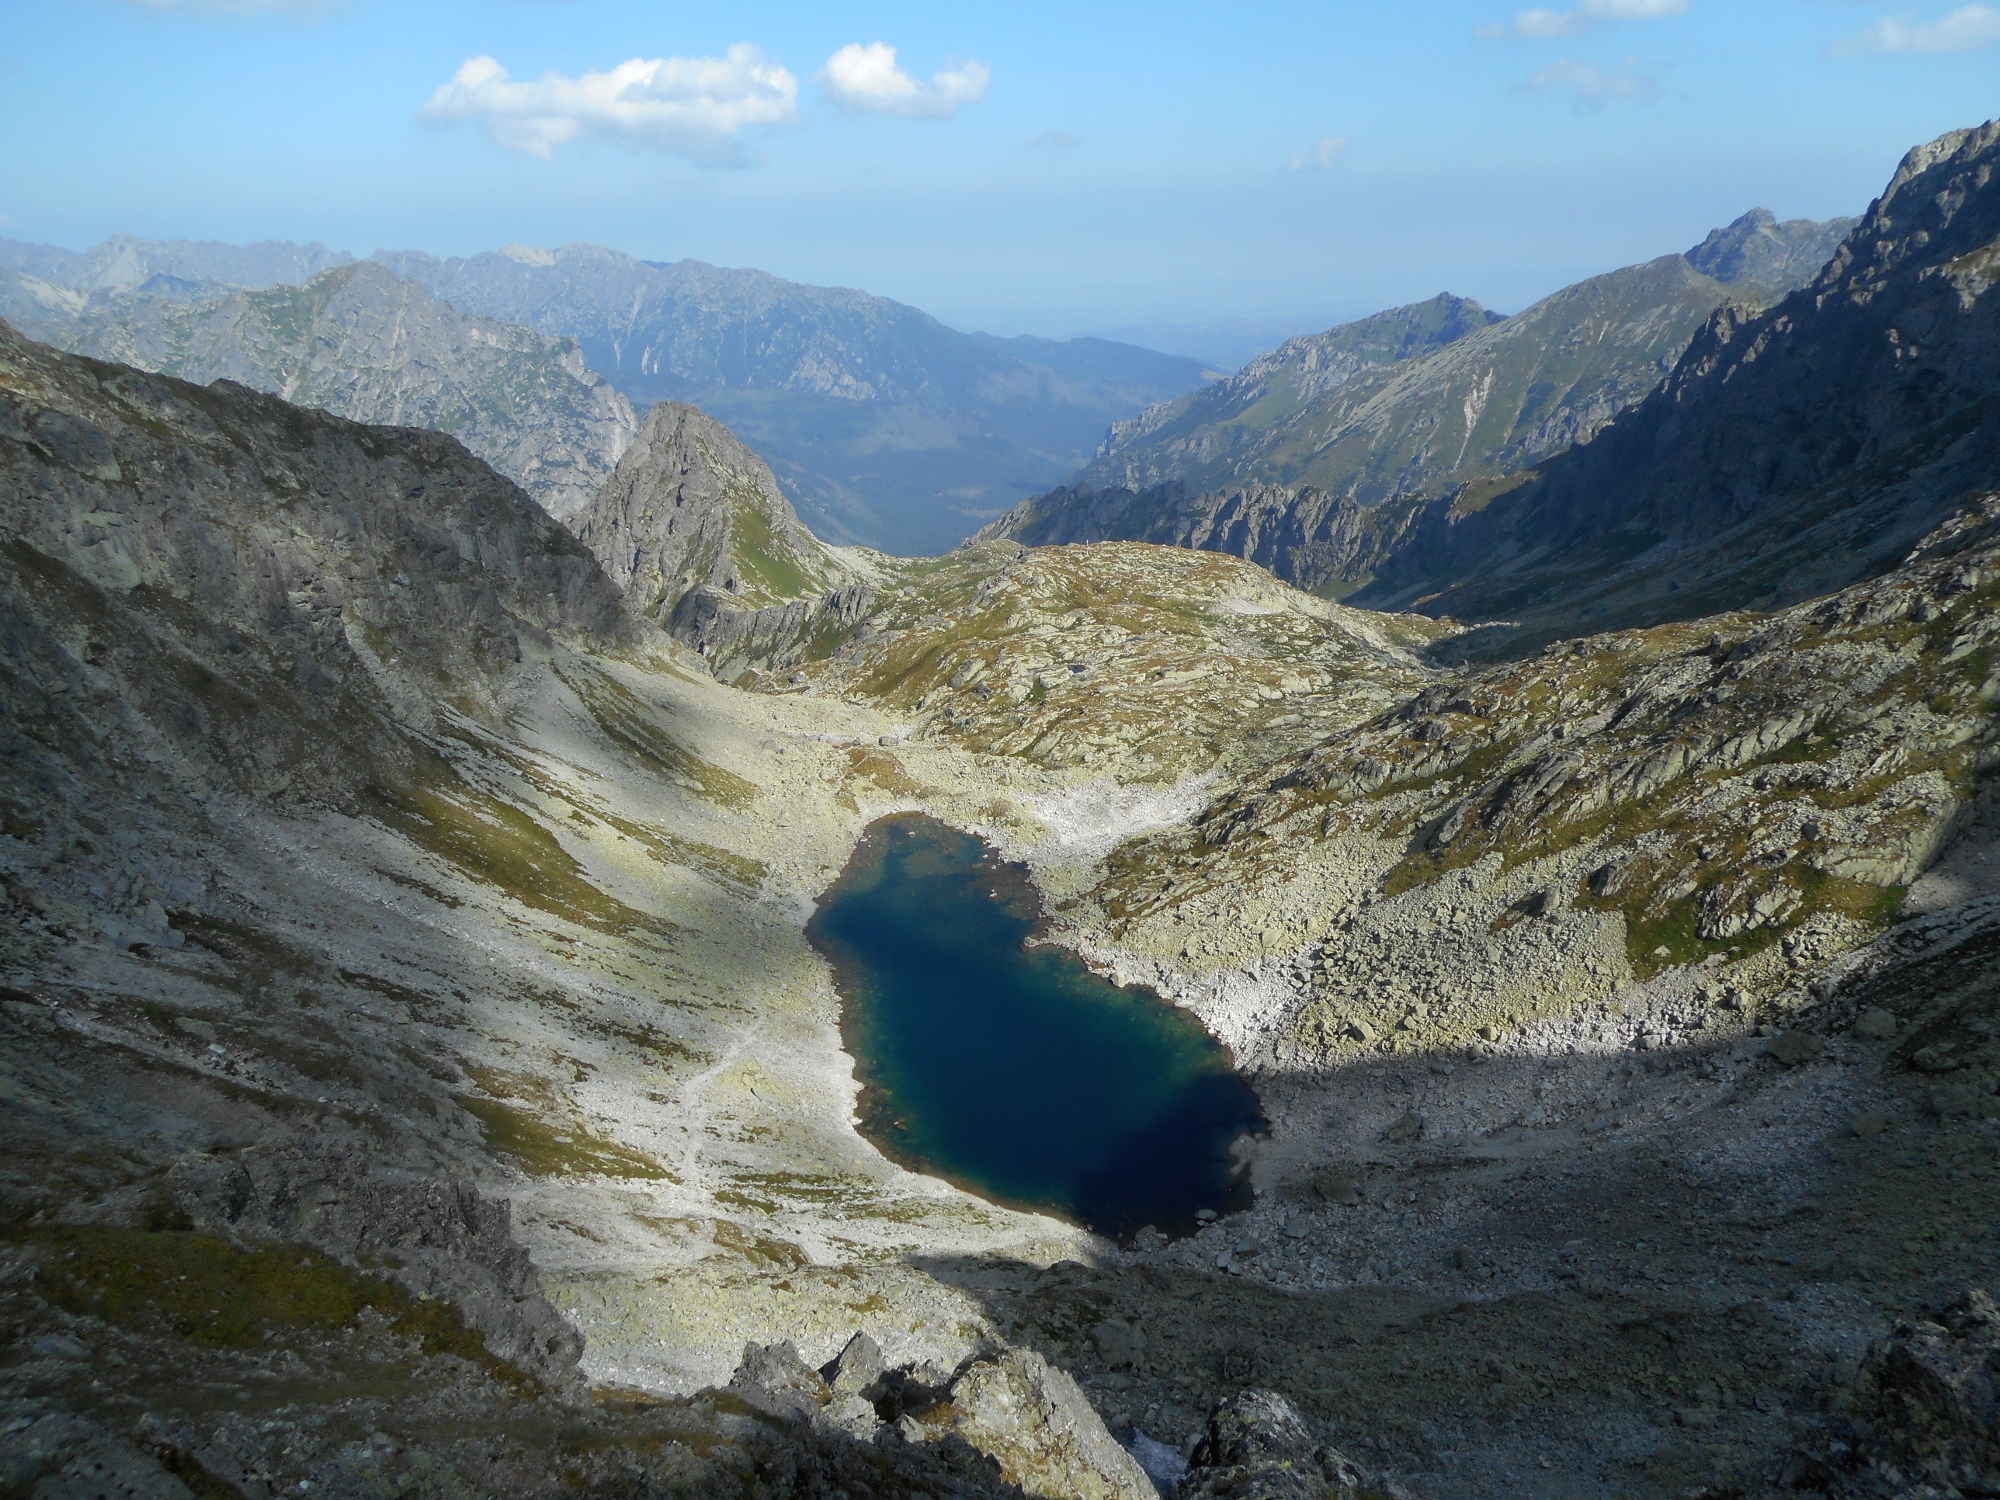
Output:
top-left (25, 1225), bottom-right (524, 1384)
top-left (460, 1068), bottom-right (674, 1180)
top-left (364, 763), bottom-right (649, 934)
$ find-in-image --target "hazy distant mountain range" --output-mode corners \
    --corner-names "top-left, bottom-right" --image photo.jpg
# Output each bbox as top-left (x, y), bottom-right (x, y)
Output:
top-left (0, 233), bottom-right (1213, 554)
top-left (372, 244), bottom-right (1215, 553)
top-left (0, 257), bottom-right (638, 521)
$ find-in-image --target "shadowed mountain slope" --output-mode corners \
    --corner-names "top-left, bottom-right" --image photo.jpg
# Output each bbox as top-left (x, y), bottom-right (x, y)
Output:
top-left (1350, 118), bottom-right (2000, 651)
top-left (0, 314), bottom-right (632, 797)
top-left (0, 259), bottom-right (640, 521)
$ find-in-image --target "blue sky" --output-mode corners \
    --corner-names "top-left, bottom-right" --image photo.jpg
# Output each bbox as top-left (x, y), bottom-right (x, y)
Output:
top-left (2, 1), bottom-right (1996, 342)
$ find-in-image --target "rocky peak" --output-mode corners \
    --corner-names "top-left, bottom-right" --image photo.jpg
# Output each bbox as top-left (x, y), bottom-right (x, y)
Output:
top-left (1682, 207), bottom-right (1858, 300)
top-left (1810, 117), bottom-right (2000, 294)
top-left (573, 400), bottom-right (849, 622)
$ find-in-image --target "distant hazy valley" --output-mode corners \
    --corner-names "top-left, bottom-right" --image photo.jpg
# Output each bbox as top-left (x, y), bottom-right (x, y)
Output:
top-left (3, 121), bottom-right (2000, 1500)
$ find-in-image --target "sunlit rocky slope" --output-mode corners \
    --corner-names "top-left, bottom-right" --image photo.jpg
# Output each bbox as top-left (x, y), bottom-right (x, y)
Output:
top-left (4, 122), bottom-right (2000, 1500)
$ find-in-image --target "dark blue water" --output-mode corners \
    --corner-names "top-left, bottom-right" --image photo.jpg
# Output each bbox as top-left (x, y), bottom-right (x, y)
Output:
top-left (808, 814), bottom-right (1265, 1238)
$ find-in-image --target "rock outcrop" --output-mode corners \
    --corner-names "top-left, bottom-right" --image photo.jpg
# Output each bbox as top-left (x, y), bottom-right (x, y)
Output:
top-left (573, 400), bottom-right (849, 617)
top-left (728, 1337), bottom-right (1158, 1499)
top-left (938, 1347), bottom-right (1159, 1500)
top-left (1181, 1389), bottom-right (1407, 1499)
top-left (1, 259), bottom-right (639, 520)
top-left (571, 398), bottom-right (887, 678)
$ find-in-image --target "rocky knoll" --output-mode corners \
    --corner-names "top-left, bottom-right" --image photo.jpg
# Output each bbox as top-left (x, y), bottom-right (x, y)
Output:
top-left (1355, 119), bottom-right (2000, 643)
top-left (572, 398), bottom-right (866, 629)
top-left (2, 259), bottom-right (639, 521)
top-left (778, 539), bottom-right (1450, 784)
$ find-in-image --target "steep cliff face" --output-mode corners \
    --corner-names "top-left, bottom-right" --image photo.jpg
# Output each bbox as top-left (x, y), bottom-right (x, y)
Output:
top-left (572, 400), bottom-right (848, 618)
top-left (3, 260), bottom-right (639, 521)
top-left (1363, 118), bottom-right (2000, 645)
top-left (0, 316), bottom-right (631, 801)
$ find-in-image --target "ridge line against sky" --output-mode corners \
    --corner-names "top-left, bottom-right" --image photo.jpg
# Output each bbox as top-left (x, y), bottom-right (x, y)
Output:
top-left (2, 2), bottom-right (1996, 340)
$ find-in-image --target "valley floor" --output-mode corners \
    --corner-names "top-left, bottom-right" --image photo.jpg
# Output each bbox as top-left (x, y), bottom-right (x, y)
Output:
top-left (8, 539), bottom-right (2000, 1497)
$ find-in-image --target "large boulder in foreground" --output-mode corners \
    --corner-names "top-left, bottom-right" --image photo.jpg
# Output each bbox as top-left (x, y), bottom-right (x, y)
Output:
top-left (938, 1347), bottom-right (1158, 1500)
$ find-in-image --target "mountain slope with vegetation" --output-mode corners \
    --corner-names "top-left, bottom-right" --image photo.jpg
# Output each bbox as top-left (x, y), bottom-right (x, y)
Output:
top-left (5, 121), bottom-right (2000, 1500)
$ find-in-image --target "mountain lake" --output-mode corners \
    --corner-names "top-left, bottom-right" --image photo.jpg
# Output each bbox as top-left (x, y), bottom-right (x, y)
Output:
top-left (808, 813), bottom-right (1265, 1238)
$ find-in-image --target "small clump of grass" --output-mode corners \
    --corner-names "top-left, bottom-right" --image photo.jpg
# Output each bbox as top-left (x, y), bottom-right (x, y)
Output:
top-left (459, 1068), bottom-right (674, 1180)
top-left (364, 762), bottom-right (650, 934)
top-left (25, 1224), bottom-right (530, 1388)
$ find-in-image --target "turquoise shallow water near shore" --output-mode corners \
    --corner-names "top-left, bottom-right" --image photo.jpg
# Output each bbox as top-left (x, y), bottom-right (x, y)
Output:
top-left (808, 813), bottom-right (1264, 1237)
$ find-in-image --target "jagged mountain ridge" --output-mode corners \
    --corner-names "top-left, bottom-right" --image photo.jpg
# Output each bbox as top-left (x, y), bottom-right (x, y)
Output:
top-left (1349, 118), bottom-right (2000, 647)
top-left (0, 259), bottom-right (640, 521)
top-left (371, 242), bottom-right (1216, 553)
top-left (1072, 207), bottom-right (1855, 506)
top-left (1002, 208), bottom-right (1859, 596)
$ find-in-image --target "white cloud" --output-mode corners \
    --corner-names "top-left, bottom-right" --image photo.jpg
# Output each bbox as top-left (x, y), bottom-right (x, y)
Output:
top-left (818, 42), bottom-right (991, 118)
top-left (419, 46), bottom-right (798, 164)
top-left (119, 0), bottom-right (332, 14)
top-left (1826, 4), bottom-right (2000, 54)
top-left (1288, 136), bottom-right (1350, 171)
top-left (1524, 57), bottom-right (1661, 107)
top-left (1025, 130), bottom-right (1079, 151)
top-left (1477, 0), bottom-right (1688, 40)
